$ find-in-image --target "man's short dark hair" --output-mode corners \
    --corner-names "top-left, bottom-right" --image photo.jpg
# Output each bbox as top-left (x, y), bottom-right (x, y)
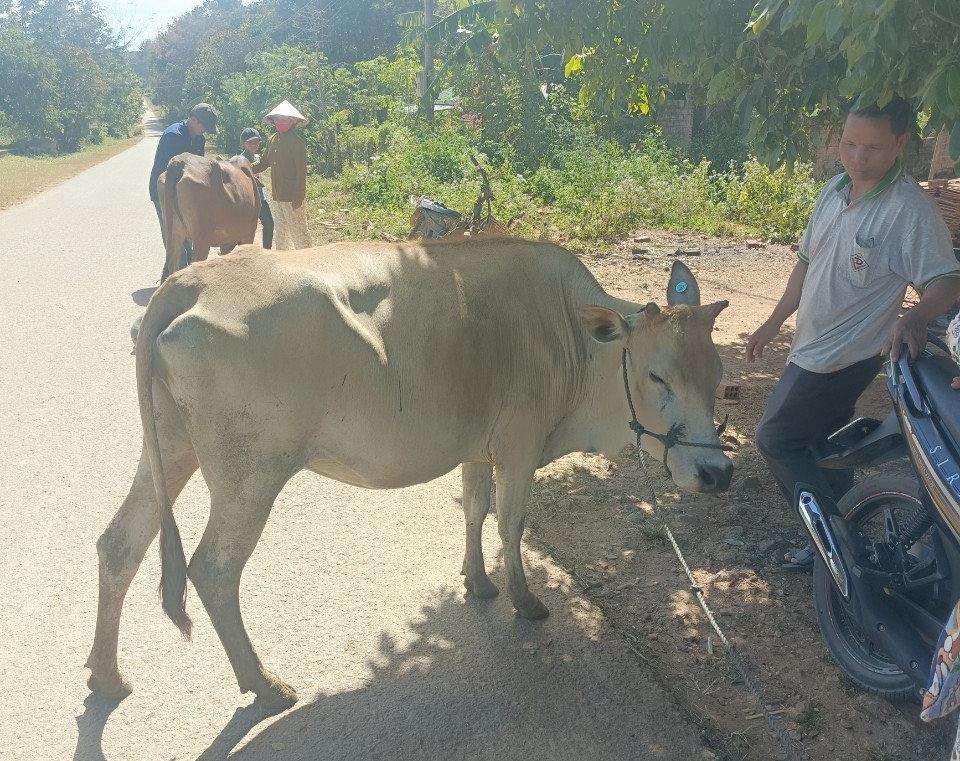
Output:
top-left (846, 95), bottom-right (914, 136)
top-left (189, 103), bottom-right (219, 133)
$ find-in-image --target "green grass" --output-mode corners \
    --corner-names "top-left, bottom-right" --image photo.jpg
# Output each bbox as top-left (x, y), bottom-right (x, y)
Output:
top-left (0, 137), bottom-right (139, 210)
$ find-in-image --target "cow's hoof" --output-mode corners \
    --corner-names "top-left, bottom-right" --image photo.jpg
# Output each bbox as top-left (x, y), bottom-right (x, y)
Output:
top-left (87, 670), bottom-right (133, 701)
top-left (251, 674), bottom-right (298, 710)
top-left (464, 574), bottom-right (500, 599)
top-left (514, 593), bottom-right (549, 620)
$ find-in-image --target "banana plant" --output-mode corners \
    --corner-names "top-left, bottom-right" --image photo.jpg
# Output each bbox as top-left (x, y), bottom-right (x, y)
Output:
top-left (400, 0), bottom-right (552, 116)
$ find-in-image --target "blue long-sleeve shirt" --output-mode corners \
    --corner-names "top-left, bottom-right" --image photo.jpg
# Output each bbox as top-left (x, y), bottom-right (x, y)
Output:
top-left (148, 121), bottom-right (205, 202)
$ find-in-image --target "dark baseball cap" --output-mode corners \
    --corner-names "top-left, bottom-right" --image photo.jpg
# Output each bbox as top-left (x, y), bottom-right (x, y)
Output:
top-left (189, 103), bottom-right (218, 132)
top-left (240, 127), bottom-right (262, 142)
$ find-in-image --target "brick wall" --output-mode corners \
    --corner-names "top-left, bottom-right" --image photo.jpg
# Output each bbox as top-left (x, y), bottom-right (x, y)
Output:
top-left (654, 95), bottom-right (694, 148)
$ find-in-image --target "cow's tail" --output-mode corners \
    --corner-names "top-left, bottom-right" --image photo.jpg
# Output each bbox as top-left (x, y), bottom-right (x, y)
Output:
top-left (134, 275), bottom-right (202, 639)
top-left (162, 159), bottom-right (187, 275)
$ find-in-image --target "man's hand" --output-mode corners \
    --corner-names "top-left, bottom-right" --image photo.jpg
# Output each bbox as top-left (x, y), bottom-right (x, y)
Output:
top-left (746, 320), bottom-right (781, 363)
top-left (882, 309), bottom-right (928, 362)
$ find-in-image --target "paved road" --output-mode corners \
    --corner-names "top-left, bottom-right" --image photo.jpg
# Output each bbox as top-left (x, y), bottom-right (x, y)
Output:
top-left (0, 126), bottom-right (711, 760)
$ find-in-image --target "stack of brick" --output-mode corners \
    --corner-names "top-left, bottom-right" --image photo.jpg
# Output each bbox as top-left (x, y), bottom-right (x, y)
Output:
top-left (921, 178), bottom-right (960, 247)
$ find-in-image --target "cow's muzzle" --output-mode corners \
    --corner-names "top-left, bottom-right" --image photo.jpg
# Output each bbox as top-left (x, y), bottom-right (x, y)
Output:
top-left (696, 462), bottom-right (733, 493)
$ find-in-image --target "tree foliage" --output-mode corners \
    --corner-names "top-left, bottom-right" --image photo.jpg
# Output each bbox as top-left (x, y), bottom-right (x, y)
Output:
top-left (137, 0), bottom-right (257, 117)
top-left (742, 0), bottom-right (960, 162)
top-left (0, 0), bottom-right (142, 151)
top-left (138, 0), bottom-right (423, 119)
top-left (0, 24), bottom-right (60, 136)
top-left (131, 0), bottom-right (958, 173)
top-left (217, 45), bottom-right (417, 172)
top-left (421, 0), bottom-right (958, 166)
top-left (273, 0), bottom-right (421, 64)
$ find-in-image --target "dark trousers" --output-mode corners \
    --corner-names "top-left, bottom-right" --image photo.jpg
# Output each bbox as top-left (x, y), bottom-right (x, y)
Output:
top-left (260, 196), bottom-right (274, 249)
top-left (755, 356), bottom-right (883, 511)
top-left (153, 199), bottom-right (192, 268)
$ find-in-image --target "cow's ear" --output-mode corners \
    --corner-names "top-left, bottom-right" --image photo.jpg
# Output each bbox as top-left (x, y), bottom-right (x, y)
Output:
top-left (704, 300), bottom-right (729, 322)
top-left (667, 261), bottom-right (701, 306)
top-left (578, 305), bottom-right (629, 343)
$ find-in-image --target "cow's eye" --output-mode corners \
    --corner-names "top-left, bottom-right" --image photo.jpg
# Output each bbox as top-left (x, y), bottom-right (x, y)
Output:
top-left (649, 372), bottom-right (667, 386)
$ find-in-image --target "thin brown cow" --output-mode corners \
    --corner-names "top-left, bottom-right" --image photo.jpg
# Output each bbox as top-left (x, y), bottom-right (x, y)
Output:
top-left (158, 152), bottom-right (261, 281)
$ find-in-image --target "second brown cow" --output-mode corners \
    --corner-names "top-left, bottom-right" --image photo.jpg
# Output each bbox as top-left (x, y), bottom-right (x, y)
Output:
top-left (158, 152), bottom-right (261, 281)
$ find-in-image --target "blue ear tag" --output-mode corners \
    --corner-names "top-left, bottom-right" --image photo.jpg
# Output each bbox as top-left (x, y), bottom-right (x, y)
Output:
top-left (675, 281), bottom-right (688, 293)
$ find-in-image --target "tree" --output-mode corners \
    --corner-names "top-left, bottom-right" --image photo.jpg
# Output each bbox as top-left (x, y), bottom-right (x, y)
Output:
top-left (181, 27), bottom-right (264, 108)
top-left (409, 1), bottom-right (561, 121)
top-left (440, 0), bottom-right (958, 167)
top-left (741, 0), bottom-right (960, 164)
top-left (557, 0), bottom-right (960, 165)
top-left (0, 23), bottom-right (60, 139)
top-left (0, 1), bottom-right (142, 150)
top-left (10, 0), bottom-right (114, 50)
top-left (273, 0), bottom-right (421, 64)
top-left (139, 0), bottom-right (254, 115)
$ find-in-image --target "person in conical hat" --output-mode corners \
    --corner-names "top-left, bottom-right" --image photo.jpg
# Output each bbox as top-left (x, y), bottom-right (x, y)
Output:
top-left (250, 100), bottom-right (312, 250)
top-left (267, 100), bottom-right (307, 127)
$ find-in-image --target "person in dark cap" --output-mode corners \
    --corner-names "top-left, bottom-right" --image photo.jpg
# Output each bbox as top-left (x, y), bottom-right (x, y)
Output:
top-left (234, 127), bottom-right (274, 249)
top-left (148, 103), bottom-right (219, 267)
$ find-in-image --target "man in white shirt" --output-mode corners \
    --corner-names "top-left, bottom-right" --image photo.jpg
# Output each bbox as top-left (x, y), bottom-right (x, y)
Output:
top-left (747, 96), bottom-right (960, 568)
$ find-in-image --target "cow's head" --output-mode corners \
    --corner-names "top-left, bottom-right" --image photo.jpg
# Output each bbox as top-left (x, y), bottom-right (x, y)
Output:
top-left (579, 262), bottom-right (732, 493)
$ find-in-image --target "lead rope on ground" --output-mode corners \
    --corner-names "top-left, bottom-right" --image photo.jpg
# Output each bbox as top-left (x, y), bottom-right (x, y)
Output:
top-left (631, 443), bottom-right (807, 761)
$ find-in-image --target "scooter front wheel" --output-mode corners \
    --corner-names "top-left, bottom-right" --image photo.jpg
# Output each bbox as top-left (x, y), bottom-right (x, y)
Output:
top-left (813, 474), bottom-right (925, 701)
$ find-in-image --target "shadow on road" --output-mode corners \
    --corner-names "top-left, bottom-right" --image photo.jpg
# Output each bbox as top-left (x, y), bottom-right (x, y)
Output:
top-left (131, 287), bottom-right (157, 306)
top-left (143, 112), bottom-right (165, 138)
top-left (185, 578), bottom-right (692, 761)
top-left (195, 702), bottom-right (289, 761)
top-left (73, 693), bottom-right (123, 761)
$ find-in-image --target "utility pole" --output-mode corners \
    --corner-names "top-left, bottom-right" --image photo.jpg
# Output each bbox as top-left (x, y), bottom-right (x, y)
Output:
top-left (421, 0), bottom-right (434, 122)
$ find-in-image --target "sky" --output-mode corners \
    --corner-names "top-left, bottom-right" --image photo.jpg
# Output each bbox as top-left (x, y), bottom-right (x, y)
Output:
top-left (99, 0), bottom-right (204, 48)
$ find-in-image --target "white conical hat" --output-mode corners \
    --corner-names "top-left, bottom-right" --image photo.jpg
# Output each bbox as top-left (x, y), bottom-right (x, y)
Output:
top-left (266, 100), bottom-right (307, 124)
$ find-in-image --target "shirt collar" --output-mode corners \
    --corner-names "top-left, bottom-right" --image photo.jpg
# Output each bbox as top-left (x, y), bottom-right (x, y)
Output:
top-left (835, 157), bottom-right (903, 204)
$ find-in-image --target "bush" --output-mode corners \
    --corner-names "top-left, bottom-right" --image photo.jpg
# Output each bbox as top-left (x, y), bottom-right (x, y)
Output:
top-left (336, 115), bottom-right (820, 243)
top-left (723, 159), bottom-right (820, 242)
top-left (688, 112), bottom-right (751, 169)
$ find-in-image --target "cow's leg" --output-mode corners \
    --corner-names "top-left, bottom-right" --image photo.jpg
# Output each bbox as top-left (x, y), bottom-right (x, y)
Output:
top-left (87, 389), bottom-right (197, 699)
top-left (461, 461), bottom-right (498, 599)
top-left (494, 461), bottom-right (548, 619)
top-left (161, 227), bottom-right (188, 281)
top-left (191, 243), bottom-right (211, 264)
top-left (188, 476), bottom-right (296, 708)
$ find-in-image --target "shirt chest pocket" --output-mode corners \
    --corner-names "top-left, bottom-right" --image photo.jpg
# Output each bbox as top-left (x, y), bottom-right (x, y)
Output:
top-left (846, 232), bottom-right (891, 288)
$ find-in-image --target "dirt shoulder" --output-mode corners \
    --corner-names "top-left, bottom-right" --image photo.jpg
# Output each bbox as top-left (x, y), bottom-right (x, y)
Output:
top-left (0, 137), bottom-right (139, 211)
top-left (526, 229), bottom-right (954, 761)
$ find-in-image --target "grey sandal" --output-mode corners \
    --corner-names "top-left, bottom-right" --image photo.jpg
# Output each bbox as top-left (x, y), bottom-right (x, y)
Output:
top-left (781, 542), bottom-right (816, 572)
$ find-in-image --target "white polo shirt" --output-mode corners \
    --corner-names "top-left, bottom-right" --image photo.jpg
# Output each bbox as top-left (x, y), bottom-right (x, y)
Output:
top-left (789, 161), bottom-right (959, 373)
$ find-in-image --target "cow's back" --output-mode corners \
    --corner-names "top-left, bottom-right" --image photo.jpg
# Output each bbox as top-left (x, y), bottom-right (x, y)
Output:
top-left (174, 154), bottom-right (259, 245)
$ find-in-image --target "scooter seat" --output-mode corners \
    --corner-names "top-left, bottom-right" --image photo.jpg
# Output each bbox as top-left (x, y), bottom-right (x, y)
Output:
top-left (912, 353), bottom-right (960, 451)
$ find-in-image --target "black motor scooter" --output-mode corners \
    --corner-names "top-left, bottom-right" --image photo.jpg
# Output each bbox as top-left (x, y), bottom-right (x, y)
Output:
top-left (798, 338), bottom-right (960, 699)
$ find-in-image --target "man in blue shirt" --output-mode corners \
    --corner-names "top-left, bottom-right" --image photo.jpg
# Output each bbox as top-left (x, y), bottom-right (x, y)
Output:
top-left (148, 103), bottom-right (218, 270)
